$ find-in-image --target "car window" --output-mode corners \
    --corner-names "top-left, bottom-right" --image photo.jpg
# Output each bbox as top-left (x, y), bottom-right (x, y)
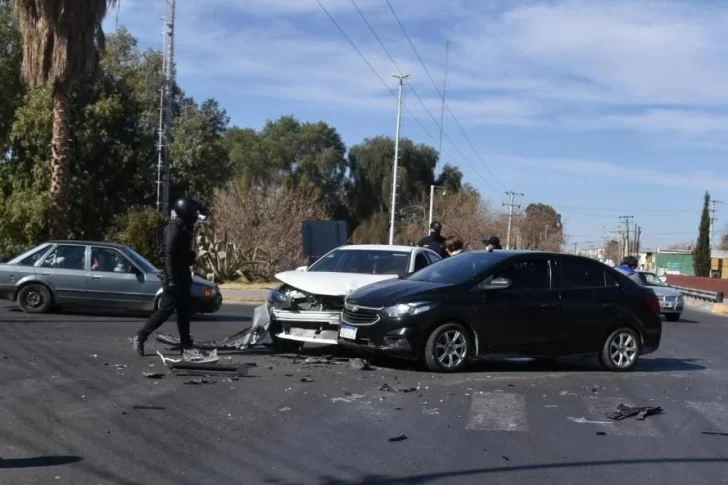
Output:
top-left (425, 251), bottom-right (441, 265)
top-left (640, 272), bottom-right (665, 287)
top-left (605, 270), bottom-right (619, 287)
top-left (561, 258), bottom-right (606, 289)
top-left (414, 253), bottom-right (429, 272)
top-left (14, 245), bottom-right (52, 266)
top-left (307, 249), bottom-right (410, 276)
top-left (40, 245), bottom-right (87, 271)
top-left (120, 247), bottom-right (157, 273)
top-left (495, 259), bottom-right (551, 290)
top-left (91, 247), bottom-right (136, 274)
top-left (408, 251), bottom-right (507, 285)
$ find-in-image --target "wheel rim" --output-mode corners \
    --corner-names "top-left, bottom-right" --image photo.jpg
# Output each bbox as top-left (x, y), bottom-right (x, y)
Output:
top-left (434, 329), bottom-right (467, 369)
top-left (25, 290), bottom-right (42, 308)
top-left (609, 331), bottom-right (638, 368)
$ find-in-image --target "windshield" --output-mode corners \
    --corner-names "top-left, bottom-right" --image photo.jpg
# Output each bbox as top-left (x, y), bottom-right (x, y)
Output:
top-left (640, 272), bottom-right (666, 287)
top-left (307, 249), bottom-right (410, 276)
top-left (407, 251), bottom-right (505, 285)
top-left (121, 246), bottom-right (158, 273)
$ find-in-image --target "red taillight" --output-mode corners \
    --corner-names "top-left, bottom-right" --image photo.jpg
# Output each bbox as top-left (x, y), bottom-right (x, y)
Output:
top-left (647, 294), bottom-right (660, 314)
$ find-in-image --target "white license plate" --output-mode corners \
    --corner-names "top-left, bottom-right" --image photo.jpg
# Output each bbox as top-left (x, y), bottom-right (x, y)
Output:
top-left (663, 303), bottom-right (674, 309)
top-left (339, 325), bottom-right (357, 340)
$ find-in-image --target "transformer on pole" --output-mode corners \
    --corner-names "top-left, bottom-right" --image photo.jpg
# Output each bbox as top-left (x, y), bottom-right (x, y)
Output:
top-left (156, 0), bottom-right (176, 217)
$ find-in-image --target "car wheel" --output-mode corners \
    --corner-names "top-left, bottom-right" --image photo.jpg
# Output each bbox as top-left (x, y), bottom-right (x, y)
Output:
top-left (424, 322), bottom-right (472, 373)
top-left (665, 313), bottom-right (680, 322)
top-left (17, 284), bottom-right (53, 314)
top-left (599, 327), bottom-right (641, 372)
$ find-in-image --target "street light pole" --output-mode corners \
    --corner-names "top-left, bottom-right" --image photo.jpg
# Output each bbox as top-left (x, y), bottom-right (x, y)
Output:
top-left (389, 74), bottom-right (409, 245)
top-left (428, 184), bottom-right (435, 229)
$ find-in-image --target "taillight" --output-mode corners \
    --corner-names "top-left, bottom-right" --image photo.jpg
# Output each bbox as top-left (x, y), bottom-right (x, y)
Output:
top-left (647, 294), bottom-right (660, 314)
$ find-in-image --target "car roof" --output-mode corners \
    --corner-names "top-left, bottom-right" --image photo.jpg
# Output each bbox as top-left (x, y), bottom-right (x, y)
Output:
top-left (46, 240), bottom-right (129, 249)
top-left (336, 244), bottom-right (418, 253)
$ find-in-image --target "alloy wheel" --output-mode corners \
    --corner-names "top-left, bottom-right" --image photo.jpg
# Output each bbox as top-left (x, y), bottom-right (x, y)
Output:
top-left (434, 329), bottom-right (468, 369)
top-left (609, 331), bottom-right (638, 369)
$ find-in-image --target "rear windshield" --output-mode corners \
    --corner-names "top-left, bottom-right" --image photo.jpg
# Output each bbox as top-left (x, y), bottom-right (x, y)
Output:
top-left (408, 251), bottom-right (506, 285)
top-left (307, 249), bottom-right (410, 276)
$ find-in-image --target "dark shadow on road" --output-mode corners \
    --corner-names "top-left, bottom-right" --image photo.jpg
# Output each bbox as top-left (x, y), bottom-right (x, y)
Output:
top-left (633, 357), bottom-right (705, 372)
top-left (263, 457), bottom-right (728, 485)
top-left (0, 455), bottom-right (82, 469)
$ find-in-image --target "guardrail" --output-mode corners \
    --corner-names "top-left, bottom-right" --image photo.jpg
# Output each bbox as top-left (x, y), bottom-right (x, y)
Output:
top-left (669, 285), bottom-right (724, 303)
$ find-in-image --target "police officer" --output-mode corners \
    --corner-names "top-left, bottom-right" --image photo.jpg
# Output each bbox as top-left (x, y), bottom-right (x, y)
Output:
top-left (483, 235), bottom-right (502, 252)
top-left (131, 196), bottom-right (209, 357)
top-left (417, 221), bottom-right (449, 259)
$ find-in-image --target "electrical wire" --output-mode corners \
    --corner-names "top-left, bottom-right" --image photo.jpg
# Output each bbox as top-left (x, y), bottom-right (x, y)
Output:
top-left (349, 0), bottom-right (499, 191)
top-left (384, 0), bottom-right (506, 190)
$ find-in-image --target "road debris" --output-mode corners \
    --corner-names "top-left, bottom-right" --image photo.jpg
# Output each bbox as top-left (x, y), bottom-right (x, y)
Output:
top-left (501, 455), bottom-right (510, 462)
top-left (113, 364), bottom-right (127, 370)
top-left (350, 358), bottom-right (372, 370)
top-left (132, 405), bottom-right (165, 410)
top-left (388, 433), bottom-right (408, 442)
top-left (399, 387), bottom-right (417, 393)
top-left (702, 431), bottom-right (728, 437)
top-left (606, 404), bottom-right (663, 421)
top-left (142, 372), bottom-right (164, 379)
top-left (184, 377), bottom-right (216, 385)
top-left (300, 377), bottom-right (314, 383)
top-left (568, 416), bottom-right (613, 425)
top-left (278, 407), bottom-right (292, 412)
top-left (423, 408), bottom-right (440, 415)
top-left (559, 391), bottom-right (577, 396)
top-left (380, 383), bottom-right (395, 392)
top-left (596, 431), bottom-right (607, 436)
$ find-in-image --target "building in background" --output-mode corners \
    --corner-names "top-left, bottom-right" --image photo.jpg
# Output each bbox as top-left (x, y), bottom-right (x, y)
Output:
top-left (654, 249), bottom-right (695, 276)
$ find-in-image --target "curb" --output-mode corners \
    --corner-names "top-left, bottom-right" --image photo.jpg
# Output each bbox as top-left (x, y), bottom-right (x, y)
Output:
top-left (713, 303), bottom-right (728, 315)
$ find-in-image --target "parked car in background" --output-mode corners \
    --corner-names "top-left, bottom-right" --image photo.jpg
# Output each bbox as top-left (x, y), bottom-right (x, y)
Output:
top-left (267, 244), bottom-right (442, 352)
top-left (634, 270), bottom-right (684, 321)
top-left (339, 250), bottom-right (662, 373)
top-left (0, 241), bottom-right (221, 314)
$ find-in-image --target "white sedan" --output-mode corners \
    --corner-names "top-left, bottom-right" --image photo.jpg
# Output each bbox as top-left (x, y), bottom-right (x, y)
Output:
top-left (266, 244), bottom-right (443, 351)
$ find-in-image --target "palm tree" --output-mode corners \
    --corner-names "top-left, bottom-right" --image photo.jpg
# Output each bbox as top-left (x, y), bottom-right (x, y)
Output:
top-left (12, 0), bottom-right (119, 239)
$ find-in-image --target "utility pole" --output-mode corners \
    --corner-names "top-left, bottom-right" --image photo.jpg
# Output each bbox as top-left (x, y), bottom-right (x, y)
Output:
top-left (503, 191), bottom-right (524, 250)
top-left (438, 41), bottom-right (449, 159)
top-left (428, 184), bottom-right (444, 229)
top-left (618, 215), bottom-right (634, 258)
top-left (710, 199), bottom-right (722, 250)
top-left (156, 0), bottom-right (176, 217)
top-left (389, 74), bottom-right (409, 245)
top-left (573, 242), bottom-right (578, 254)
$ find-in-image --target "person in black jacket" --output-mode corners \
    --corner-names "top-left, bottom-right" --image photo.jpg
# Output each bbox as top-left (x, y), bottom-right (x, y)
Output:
top-left (417, 221), bottom-right (449, 259)
top-left (483, 235), bottom-right (502, 252)
top-left (131, 197), bottom-right (209, 357)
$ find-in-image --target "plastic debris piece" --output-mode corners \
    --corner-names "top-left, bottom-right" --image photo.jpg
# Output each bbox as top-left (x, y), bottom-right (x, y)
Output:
top-left (388, 433), bottom-right (408, 442)
top-left (142, 372), bottom-right (164, 379)
top-left (350, 358), bottom-right (372, 370)
top-left (380, 383), bottom-right (395, 392)
top-left (301, 377), bottom-right (314, 383)
top-left (400, 387), bottom-right (417, 393)
top-left (596, 431), bottom-right (607, 436)
top-left (183, 377), bottom-right (215, 385)
top-left (606, 404), bottom-right (663, 421)
top-left (278, 407), bottom-right (292, 412)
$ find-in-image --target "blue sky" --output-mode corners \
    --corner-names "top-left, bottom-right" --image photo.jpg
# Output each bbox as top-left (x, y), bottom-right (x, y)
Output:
top-left (106, 0), bottom-right (728, 250)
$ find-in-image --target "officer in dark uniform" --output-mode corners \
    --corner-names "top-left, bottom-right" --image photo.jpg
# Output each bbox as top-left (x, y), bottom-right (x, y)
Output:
top-left (483, 235), bottom-right (503, 252)
top-left (131, 196), bottom-right (209, 356)
top-left (417, 221), bottom-right (449, 259)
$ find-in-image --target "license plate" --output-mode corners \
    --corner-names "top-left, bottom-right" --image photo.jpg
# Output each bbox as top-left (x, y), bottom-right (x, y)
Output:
top-left (339, 325), bottom-right (357, 340)
top-left (663, 303), bottom-right (674, 309)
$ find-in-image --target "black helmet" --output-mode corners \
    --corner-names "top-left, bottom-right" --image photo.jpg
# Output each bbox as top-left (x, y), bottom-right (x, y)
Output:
top-left (172, 197), bottom-right (209, 224)
top-left (483, 235), bottom-right (502, 249)
top-left (430, 221), bottom-right (442, 233)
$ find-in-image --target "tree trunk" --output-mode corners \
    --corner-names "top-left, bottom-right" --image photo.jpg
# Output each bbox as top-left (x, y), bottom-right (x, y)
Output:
top-left (48, 85), bottom-right (72, 240)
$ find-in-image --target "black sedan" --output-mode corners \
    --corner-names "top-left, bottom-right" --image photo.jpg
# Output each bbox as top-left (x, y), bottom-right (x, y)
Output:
top-left (338, 250), bottom-right (662, 373)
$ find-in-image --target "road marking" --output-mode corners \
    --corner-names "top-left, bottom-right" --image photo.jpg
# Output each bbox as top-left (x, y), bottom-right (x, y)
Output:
top-left (686, 401), bottom-right (728, 433)
top-left (465, 392), bottom-right (528, 431)
top-left (583, 397), bottom-right (663, 437)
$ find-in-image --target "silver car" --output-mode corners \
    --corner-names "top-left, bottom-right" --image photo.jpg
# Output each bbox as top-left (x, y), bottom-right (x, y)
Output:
top-left (635, 270), bottom-right (684, 321)
top-left (0, 241), bottom-right (222, 314)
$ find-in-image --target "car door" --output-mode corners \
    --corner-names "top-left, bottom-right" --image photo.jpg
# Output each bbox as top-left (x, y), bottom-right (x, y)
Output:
top-left (37, 244), bottom-right (90, 304)
top-left (87, 247), bottom-right (148, 309)
top-left (411, 251), bottom-right (430, 275)
top-left (476, 255), bottom-right (559, 355)
top-left (553, 256), bottom-right (620, 354)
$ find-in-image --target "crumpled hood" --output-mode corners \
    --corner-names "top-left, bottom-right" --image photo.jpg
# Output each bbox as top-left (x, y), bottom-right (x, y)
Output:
top-left (274, 270), bottom-right (398, 297)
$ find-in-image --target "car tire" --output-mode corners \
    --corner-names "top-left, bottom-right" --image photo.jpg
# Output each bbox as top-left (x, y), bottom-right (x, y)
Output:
top-left (599, 327), bottom-right (641, 372)
top-left (665, 313), bottom-right (680, 322)
top-left (17, 284), bottom-right (53, 314)
top-left (424, 322), bottom-right (472, 373)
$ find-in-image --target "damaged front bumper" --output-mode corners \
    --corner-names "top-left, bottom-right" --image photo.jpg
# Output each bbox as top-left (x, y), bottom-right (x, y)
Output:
top-left (268, 287), bottom-right (343, 345)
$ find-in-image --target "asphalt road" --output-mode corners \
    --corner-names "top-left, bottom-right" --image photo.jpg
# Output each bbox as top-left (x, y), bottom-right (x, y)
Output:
top-left (1, 301), bottom-right (727, 485)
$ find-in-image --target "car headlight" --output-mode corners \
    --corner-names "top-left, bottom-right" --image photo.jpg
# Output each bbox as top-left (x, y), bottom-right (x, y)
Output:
top-left (267, 289), bottom-right (289, 306)
top-left (383, 302), bottom-right (437, 318)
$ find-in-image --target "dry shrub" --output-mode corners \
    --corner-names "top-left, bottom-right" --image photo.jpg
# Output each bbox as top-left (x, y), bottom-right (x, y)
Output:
top-left (209, 184), bottom-right (329, 281)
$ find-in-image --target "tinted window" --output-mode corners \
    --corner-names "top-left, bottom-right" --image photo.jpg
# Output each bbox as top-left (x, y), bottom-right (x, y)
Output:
top-left (605, 270), bottom-right (619, 287)
top-left (496, 259), bottom-right (551, 290)
top-left (13, 245), bottom-right (52, 266)
top-left (120, 247), bottom-right (157, 273)
top-left (414, 253), bottom-right (429, 272)
top-left (408, 251), bottom-right (506, 285)
top-left (40, 245), bottom-right (87, 271)
top-left (561, 258), bottom-right (606, 289)
top-left (307, 249), bottom-right (410, 276)
top-left (424, 251), bottom-right (441, 265)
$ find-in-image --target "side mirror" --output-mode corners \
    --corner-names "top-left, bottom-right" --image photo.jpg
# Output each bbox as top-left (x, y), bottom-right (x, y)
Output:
top-left (480, 277), bottom-right (511, 291)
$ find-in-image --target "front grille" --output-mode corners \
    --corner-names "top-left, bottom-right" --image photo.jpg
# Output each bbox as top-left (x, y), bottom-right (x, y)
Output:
top-left (342, 307), bottom-right (380, 325)
top-left (662, 295), bottom-right (678, 302)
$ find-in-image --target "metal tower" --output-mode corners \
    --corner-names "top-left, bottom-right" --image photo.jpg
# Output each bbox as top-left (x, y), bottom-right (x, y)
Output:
top-left (156, 0), bottom-right (176, 217)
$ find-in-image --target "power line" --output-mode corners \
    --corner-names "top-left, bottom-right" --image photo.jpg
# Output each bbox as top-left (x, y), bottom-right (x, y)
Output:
top-left (384, 0), bottom-right (506, 191)
top-left (315, 0), bottom-right (438, 146)
top-left (348, 0), bottom-right (499, 191)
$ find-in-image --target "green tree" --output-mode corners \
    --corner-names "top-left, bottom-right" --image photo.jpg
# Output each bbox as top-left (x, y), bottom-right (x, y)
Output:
top-left (693, 191), bottom-right (711, 277)
top-left (12, 0), bottom-right (119, 239)
top-left (0, 0), bottom-right (23, 152)
top-left (519, 203), bottom-right (565, 251)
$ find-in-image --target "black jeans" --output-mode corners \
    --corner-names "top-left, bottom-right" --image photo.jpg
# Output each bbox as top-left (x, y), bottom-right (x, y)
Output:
top-left (138, 283), bottom-right (193, 347)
